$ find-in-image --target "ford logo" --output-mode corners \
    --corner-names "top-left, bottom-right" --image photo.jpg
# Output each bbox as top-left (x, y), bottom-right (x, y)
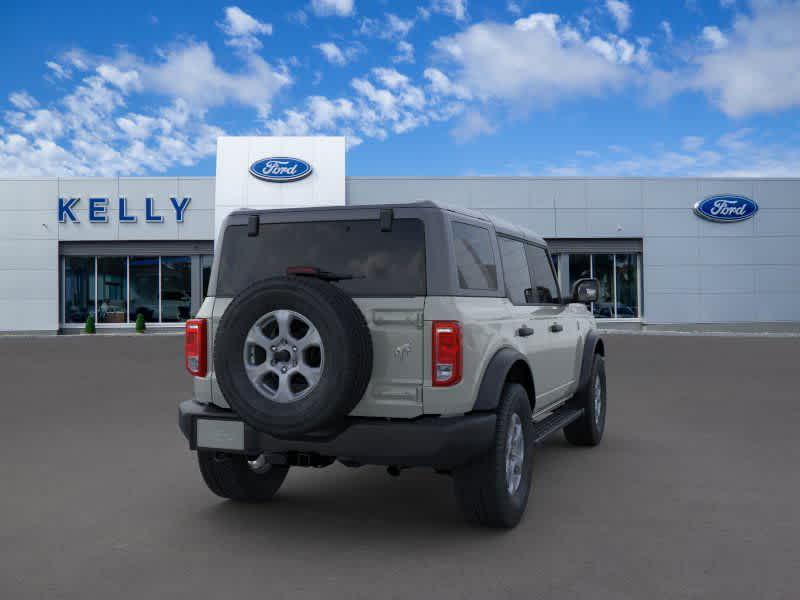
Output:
top-left (693, 195), bottom-right (758, 223)
top-left (249, 157), bottom-right (313, 183)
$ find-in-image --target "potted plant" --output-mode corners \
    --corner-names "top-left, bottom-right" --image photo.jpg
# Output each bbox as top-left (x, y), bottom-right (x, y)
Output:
top-left (135, 313), bottom-right (146, 333)
top-left (84, 314), bottom-right (95, 334)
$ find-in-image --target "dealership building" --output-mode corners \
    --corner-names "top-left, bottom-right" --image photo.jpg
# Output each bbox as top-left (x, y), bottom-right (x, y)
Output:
top-left (1, 136), bottom-right (798, 334)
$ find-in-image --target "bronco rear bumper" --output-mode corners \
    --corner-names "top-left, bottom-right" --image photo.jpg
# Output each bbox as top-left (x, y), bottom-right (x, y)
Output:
top-left (179, 399), bottom-right (496, 468)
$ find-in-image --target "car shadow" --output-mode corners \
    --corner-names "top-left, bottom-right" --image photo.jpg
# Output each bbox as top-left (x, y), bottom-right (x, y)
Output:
top-left (184, 435), bottom-right (595, 546)
top-left (190, 464), bottom-right (513, 544)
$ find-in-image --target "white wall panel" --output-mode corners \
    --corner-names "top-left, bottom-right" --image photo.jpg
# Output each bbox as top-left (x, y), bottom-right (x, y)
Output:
top-left (585, 179), bottom-right (642, 209)
top-left (215, 137), bottom-right (345, 237)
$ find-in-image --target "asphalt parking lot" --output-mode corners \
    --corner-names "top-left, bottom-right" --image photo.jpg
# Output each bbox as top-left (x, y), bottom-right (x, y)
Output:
top-left (1, 333), bottom-right (799, 599)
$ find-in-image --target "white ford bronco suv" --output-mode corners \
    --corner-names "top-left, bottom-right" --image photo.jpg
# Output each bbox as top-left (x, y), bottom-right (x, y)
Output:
top-left (179, 202), bottom-right (605, 528)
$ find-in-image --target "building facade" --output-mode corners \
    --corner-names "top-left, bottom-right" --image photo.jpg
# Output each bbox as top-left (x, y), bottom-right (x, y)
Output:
top-left (1, 137), bottom-right (798, 334)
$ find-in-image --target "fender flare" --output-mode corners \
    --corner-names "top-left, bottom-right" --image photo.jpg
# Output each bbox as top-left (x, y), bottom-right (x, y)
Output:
top-left (471, 347), bottom-right (535, 412)
top-left (577, 330), bottom-right (605, 394)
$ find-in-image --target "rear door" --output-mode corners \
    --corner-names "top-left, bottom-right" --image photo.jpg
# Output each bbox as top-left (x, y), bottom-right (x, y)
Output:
top-left (213, 216), bottom-right (428, 418)
top-left (525, 244), bottom-right (580, 408)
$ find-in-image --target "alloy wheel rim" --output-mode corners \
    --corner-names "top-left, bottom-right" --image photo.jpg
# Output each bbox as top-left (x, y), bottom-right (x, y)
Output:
top-left (242, 309), bottom-right (324, 404)
top-left (505, 413), bottom-right (525, 495)
top-left (594, 373), bottom-right (603, 427)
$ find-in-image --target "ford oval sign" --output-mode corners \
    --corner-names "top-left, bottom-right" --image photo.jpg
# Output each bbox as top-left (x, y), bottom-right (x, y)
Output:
top-left (249, 157), bottom-right (312, 183)
top-left (693, 195), bottom-right (758, 223)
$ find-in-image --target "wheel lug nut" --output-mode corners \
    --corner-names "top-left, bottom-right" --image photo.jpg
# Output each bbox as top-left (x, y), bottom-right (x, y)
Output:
top-left (270, 346), bottom-right (277, 352)
top-left (281, 367), bottom-right (287, 373)
top-left (292, 346), bottom-right (297, 352)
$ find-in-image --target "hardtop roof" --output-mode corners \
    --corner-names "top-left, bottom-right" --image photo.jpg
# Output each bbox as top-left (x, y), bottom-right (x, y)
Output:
top-left (230, 200), bottom-right (547, 246)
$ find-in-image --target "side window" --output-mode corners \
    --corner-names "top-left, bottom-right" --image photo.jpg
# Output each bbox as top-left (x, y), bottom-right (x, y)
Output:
top-left (525, 244), bottom-right (561, 304)
top-left (452, 222), bottom-right (498, 290)
top-left (498, 237), bottom-right (533, 304)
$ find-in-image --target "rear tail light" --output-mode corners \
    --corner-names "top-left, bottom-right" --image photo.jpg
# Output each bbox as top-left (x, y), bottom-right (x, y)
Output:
top-left (432, 321), bottom-right (462, 387)
top-left (185, 319), bottom-right (208, 377)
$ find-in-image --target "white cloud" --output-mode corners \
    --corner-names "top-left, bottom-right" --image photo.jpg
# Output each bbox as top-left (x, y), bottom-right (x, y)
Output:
top-left (288, 10), bottom-right (308, 25)
top-left (393, 41), bottom-right (415, 63)
top-left (386, 14), bottom-right (414, 38)
top-left (701, 25), bottom-right (728, 49)
top-left (359, 13), bottom-right (415, 41)
top-left (546, 128), bottom-right (800, 177)
top-left (507, 1), bottom-right (522, 16)
top-left (587, 34), bottom-right (649, 66)
top-left (690, 1), bottom-right (800, 116)
top-left (681, 135), bottom-right (704, 152)
top-left (314, 42), bottom-right (362, 66)
top-left (430, 0), bottom-right (468, 21)
top-left (432, 13), bottom-right (638, 107)
top-left (0, 30), bottom-right (288, 175)
top-left (45, 61), bottom-right (71, 80)
top-left (9, 91), bottom-right (38, 111)
top-left (218, 6), bottom-right (272, 51)
top-left (310, 0), bottom-right (354, 17)
top-left (423, 67), bottom-right (472, 100)
top-left (96, 64), bottom-right (142, 93)
top-left (606, 0), bottom-right (632, 33)
top-left (266, 66), bottom-right (462, 144)
top-left (451, 110), bottom-right (496, 142)
top-left (139, 42), bottom-right (290, 116)
top-left (660, 20), bottom-right (673, 43)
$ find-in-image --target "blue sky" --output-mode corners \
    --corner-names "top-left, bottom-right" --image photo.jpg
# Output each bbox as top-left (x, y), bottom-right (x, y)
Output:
top-left (1, 0), bottom-right (798, 177)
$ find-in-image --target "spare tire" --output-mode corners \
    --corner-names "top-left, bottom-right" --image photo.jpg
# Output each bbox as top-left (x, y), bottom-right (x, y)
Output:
top-left (214, 276), bottom-right (373, 437)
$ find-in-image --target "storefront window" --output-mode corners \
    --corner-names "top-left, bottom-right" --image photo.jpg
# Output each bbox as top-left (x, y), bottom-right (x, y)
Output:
top-left (591, 254), bottom-right (615, 318)
top-left (568, 254), bottom-right (591, 291)
top-left (565, 252), bottom-right (641, 319)
top-left (201, 254), bottom-right (213, 298)
top-left (130, 256), bottom-right (159, 322)
top-left (97, 257), bottom-right (127, 324)
top-left (64, 256), bottom-right (95, 324)
top-left (161, 256), bottom-right (191, 323)
top-left (615, 253), bottom-right (639, 318)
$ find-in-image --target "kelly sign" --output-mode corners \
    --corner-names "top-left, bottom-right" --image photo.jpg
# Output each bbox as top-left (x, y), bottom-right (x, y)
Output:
top-left (58, 197), bottom-right (191, 224)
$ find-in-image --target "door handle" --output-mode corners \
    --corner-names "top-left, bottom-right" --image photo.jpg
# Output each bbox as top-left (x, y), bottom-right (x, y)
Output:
top-left (517, 326), bottom-right (534, 337)
top-left (549, 323), bottom-right (563, 333)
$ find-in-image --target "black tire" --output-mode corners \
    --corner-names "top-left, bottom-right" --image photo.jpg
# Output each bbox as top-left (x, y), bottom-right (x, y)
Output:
top-left (197, 451), bottom-right (289, 502)
top-left (214, 276), bottom-right (373, 437)
top-left (564, 354), bottom-right (606, 446)
top-left (453, 383), bottom-right (534, 529)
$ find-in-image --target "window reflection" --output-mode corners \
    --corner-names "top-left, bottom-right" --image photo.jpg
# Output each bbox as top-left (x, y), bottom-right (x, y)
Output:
top-left (591, 254), bottom-right (614, 318)
top-left (615, 254), bottom-right (639, 318)
top-left (64, 256), bottom-right (95, 324)
top-left (161, 256), bottom-right (191, 323)
top-left (62, 254), bottom-right (212, 326)
top-left (97, 257), bottom-right (127, 323)
top-left (566, 252), bottom-right (641, 319)
top-left (130, 256), bottom-right (159, 322)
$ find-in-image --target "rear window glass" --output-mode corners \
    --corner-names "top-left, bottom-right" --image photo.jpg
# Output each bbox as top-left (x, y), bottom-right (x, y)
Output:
top-left (216, 219), bottom-right (426, 297)
top-left (452, 222), bottom-right (498, 290)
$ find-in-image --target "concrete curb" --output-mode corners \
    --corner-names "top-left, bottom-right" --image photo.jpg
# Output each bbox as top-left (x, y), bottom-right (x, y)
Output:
top-left (599, 328), bottom-right (800, 338)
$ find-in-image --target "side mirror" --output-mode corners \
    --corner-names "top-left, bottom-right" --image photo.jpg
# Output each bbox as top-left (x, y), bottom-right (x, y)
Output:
top-left (571, 278), bottom-right (599, 304)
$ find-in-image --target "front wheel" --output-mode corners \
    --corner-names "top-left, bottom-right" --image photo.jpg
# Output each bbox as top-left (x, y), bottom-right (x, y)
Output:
top-left (197, 450), bottom-right (289, 502)
top-left (453, 383), bottom-right (534, 529)
top-left (564, 354), bottom-right (606, 446)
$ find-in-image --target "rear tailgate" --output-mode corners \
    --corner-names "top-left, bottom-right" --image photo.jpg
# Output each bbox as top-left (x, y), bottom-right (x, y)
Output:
top-left (350, 297), bottom-right (425, 418)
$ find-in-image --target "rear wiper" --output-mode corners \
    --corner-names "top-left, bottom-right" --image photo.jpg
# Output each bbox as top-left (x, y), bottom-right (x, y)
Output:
top-left (286, 266), bottom-right (365, 282)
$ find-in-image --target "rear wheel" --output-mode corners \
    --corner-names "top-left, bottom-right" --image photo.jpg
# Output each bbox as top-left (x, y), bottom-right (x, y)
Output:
top-left (453, 383), bottom-right (534, 528)
top-left (197, 450), bottom-right (289, 502)
top-left (564, 354), bottom-right (606, 446)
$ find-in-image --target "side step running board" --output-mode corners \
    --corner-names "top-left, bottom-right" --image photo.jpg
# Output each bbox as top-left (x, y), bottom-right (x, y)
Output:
top-left (531, 407), bottom-right (584, 444)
